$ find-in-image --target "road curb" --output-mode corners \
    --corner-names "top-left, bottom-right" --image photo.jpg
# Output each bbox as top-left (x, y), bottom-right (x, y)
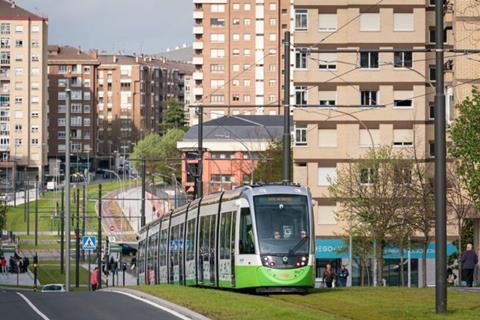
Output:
top-left (100, 287), bottom-right (210, 320)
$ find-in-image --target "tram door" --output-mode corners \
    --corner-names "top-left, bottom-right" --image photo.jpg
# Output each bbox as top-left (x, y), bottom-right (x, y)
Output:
top-left (198, 214), bottom-right (216, 286)
top-left (218, 211), bottom-right (235, 287)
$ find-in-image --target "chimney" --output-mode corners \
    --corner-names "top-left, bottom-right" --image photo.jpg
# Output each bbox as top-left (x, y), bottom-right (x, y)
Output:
top-left (10, 1), bottom-right (16, 8)
top-left (113, 55), bottom-right (117, 63)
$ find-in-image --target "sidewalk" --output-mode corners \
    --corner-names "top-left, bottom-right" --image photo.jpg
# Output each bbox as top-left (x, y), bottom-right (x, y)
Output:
top-left (81, 263), bottom-right (138, 286)
top-left (0, 270), bottom-right (39, 287)
top-left (101, 287), bottom-right (210, 320)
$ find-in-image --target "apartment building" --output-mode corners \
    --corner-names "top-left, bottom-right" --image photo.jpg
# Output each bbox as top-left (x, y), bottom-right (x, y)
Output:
top-left (96, 55), bottom-right (192, 168)
top-left (0, 0), bottom-right (48, 184)
top-left (47, 45), bottom-right (99, 173)
top-left (291, 0), bottom-right (465, 286)
top-left (191, 0), bottom-right (293, 124)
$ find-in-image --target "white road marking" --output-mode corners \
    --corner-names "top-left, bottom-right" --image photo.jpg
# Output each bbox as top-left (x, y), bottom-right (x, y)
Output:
top-left (109, 290), bottom-right (191, 320)
top-left (16, 292), bottom-right (51, 320)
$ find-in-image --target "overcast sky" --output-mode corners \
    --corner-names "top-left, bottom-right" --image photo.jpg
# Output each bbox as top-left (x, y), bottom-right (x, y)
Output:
top-left (17, 0), bottom-right (192, 54)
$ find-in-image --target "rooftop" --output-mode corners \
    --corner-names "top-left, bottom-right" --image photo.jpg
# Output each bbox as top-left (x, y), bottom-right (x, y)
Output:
top-left (0, 0), bottom-right (44, 20)
top-left (48, 45), bottom-right (99, 64)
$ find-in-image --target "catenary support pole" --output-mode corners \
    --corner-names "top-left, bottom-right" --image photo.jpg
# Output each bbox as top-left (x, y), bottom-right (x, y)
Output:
top-left (141, 158), bottom-right (146, 227)
top-left (435, 0), bottom-right (447, 313)
top-left (34, 179), bottom-right (38, 247)
top-left (197, 105), bottom-right (203, 198)
top-left (60, 191), bottom-right (64, 274)
top-left (283, 31), bottom-right (291, 184)
top-left (65, 82), bottom-right (71, 291)
top-left (75, 188), bottom-right (80, 288)
top-left (97, 184), bottom-right (102, 289)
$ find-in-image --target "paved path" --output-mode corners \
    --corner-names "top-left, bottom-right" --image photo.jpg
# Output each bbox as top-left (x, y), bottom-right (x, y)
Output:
top-left (0, 269), bottom-right (39, 287)
top-left (117, 187), bottom-right (154, 233)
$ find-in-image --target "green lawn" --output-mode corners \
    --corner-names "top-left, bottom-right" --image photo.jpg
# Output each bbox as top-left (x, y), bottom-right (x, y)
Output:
top-left (33, 262), bottom-right (90, 288)
top-left (6, 180), bottom-right (137, 233)
top-left (135, 286), bottom-right (480, 320)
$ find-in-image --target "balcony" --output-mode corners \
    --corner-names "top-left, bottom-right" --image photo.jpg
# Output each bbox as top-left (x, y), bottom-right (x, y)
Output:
top-left (192, 57), bottom-right (203, 65)
top-left (0, 145), bottom-right (9, 151)
top-left (0, 72), bottom-right (9, 80)
top-left (192, 72), bottom-right (204, 80)
top-left (193, 42), bottom-right (204, 50)
top-left (193, 11), bottom-right (204, 19)
top-left (193, 26), bottom-right (204, 35)
top-left (193, 87), bottom-right (203, 96)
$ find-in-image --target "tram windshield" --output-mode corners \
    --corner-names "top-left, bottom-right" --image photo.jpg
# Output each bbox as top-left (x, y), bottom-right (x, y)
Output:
top-left (253, 194), bottom-right (309, 256)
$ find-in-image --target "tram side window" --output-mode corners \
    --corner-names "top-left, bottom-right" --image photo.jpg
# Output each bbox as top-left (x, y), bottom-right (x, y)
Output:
top-left (220, 212), bottom-right (234, 259)
top-left (239, 208), bottom-right (255, 254)
top-left (160, 229), bottom-right (168, 267)
top-left (186, 219), bottom-right (195, 260)
top-left (138, 239), bottom-right (145, 274)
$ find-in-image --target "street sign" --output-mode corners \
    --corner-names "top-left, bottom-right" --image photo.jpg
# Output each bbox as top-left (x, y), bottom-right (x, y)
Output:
top-left (82, 236), bottom-right (97, 251)
top-left (108, 236), bottom-right (116, 242)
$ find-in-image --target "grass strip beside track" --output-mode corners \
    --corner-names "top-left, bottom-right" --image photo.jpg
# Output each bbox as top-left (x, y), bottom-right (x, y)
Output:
top-left (135, 286), bottom-right (480, 320)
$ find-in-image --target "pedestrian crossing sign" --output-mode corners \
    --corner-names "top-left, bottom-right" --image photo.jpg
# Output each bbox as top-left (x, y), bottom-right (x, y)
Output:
top-left (82, 236), bottom-right (97, 251)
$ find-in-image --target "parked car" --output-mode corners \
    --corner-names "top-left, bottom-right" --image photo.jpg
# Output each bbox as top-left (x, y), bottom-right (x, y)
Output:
top-left (119, 243), bottom-right (137, 256)
top-left (41, 283), bottom-right (66, 292)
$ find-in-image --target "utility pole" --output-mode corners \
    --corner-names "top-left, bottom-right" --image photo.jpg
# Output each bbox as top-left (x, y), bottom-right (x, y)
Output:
top-left (75, 188), bottom-right (80, 288)
top-left (65, 81), bottom-right (71, 292)
top-left (97, 184), bottom-right (102, 289)
top-left (197, 105), bottom-right (203, 198)
top-left (26, 176), bottom-right (29, 235)
top-left (23, 167), bottom-right (26, 222)
top-left (34, 179), bottom-right (38, 247)
top-left (82, 183), bottom-right (86, 262)
top-left (60, 190), bottom-right (64, 274)
top-left (283, 31), bottom-right (291, 184)
top-left (435, 0), bottom-right (447, 314)
top-left (141, 158), bottom-right (146, 227)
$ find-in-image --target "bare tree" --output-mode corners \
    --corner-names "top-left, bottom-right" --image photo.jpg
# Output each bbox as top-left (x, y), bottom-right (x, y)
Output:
top-left (329, 146), bottom-right (410, 286)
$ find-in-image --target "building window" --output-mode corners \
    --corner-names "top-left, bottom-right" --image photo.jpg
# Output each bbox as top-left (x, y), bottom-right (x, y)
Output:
top-left (393, 129), bottom-right (414, 147)
top-left (232, 33), bottom-right (240, 41)
top-left (233, 18), bottom-right (240, 25)
top-left (232, 94), bottom-right (240, 101)
top-left (270, 18), bottom-right (277, 26)
top-left (243, 95), bottom-right (251, 102)
top-left (244, 49), bottom-right (251, 56)
top-left (31, 40), bottom-right (39, 48)
top-left (15, 68), bottom-right (23, 76)
top-left (394, 51), bottom-right (412, 68)
top-left (244, 19), bottom-right (251, 26)
top-left (244, 3), bottom-right (251, 11)
top-left (393, 91), bottom-right (413, 108)
top-left (360, 52), bottom-right (379, 69)
top-left (58, 118), bottom-right (66, 127)
top-left (15, 139), bottom-right (22, 146)
top-left (244, 79), bottom-right (251, 87)
top-left (31, 54), bottom-right (39, 62)
top-left (210, 95), bottom-right (224, 104)
top-left (295, 9), bottom-right (308, 30)
top-left (15, 25), bottom-right (23, 33)
top-left (429, 103), bottom-right (435, 119)
top-left (32, 25), bottom-right (40, 33)
top-left (210, 33), bottom-right (225, 43)
top-left (15, 124), bottom-right (22, 132)
top-left (269, 3), bottom-right (277, 11)
top-left (319, 91), bottom-right (336, 107)
top-left (269, 64), bottom-right (276, 72)
top-left (318, 167), bottom-right (337, 186)
top-left (232, 3), bottom-right (240, 10)
top-left (232, 48), bottom-right (240, 56)
top-left (31, 139), bottom-right (39, 146)
top-left (210, 79), bottom-right (225, 89)
top-left (318, 53), bottom-right (337, 70)
top-left (31, 126), bottom-right (39, 133)
top-left (361, 90), bottom-right (378, 106)
top-left (0, 38), bottom-right (10, 48)
top-left (429, 66), bottom-right (436, 82)
top-left (84, 118), bottom-right (91, 126)
top-left (211, 4), bottom-right (225, 12)
top-left (0, 23), bottom-right (10, 35)
top-left (319, 14), bottom-right (337, 32)
top-left (244, 33), bottom-right (251, 41)
top-left (296, 50), bottom-right (307, 69)
top-left (295, 126), bottom-right (307, 146)
top-left (295, 86), bottom-right (307, 106)
top-left (360, 13), bottom-right (380, 31)
top-left (15, 96), bottom-right (22, 104)
top-left (210, 49), bottom-right (225, 58)
top-left (71, 103), bottom-right (82, 113)
top-left (210, 18), bottom-right (225, 27)
top-left (232, 64), bottom-right (240, 72)
top-left (429, 142), bottom-right (435, 157)
top-left (360, 168), bottom-right (377, 184)
top-left (15, 39), bottom-right (23, 48)
top-left (58, 132), bottom-right (66, 140)
top-left (393, 13), bottom-right (414, 32)
top-left (59, 65), bottom-right (67, 73)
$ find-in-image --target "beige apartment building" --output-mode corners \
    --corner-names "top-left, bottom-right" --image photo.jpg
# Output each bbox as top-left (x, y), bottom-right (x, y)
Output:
top-left (290, 0), bottom-right (478, 286)
top-left (190, 0), bottom-right (293, 125)
top-left (96, 55), bottom-right (192, 169)
top-left (0, 0), bottom-right (48, 185)
top-left (47, 45), bottom-right (99, 174)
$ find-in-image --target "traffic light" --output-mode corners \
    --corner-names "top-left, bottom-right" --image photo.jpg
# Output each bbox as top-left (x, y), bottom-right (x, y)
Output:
top-left (33, 254), bottom-right (38, 268)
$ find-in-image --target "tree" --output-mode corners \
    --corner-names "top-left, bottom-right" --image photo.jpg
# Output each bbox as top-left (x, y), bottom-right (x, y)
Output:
top-left (254, 139), bottom-right (291, 183)
top-left (449, 87), bottom-right (480, 211)
top-left (160, 99), bottom-right (187, 133)
top-left (131, 129), bottom-right (185, 183)
top-left (329, 146), bottom-right (411, 286)
top-left (0, 200), bottom-right (6, 231)
top-left (447, 162), bottom-right (475, 280)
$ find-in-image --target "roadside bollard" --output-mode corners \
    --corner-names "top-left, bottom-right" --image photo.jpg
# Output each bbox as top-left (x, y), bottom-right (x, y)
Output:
top-left (122, 263), bottom-right (127, 287)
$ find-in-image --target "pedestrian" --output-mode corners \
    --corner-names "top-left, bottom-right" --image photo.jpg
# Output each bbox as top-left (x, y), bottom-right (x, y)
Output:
top-left (323, 264), bottom-right (336, 288)
top-left (9, 256), bottom-right (14, 273)
top-left (460, 243), bottom-right (478, 287)
top-left (1, 256), bottom-right (6, 274)
top-left (447, 268), bottom-right (457, 287)
top-left (91, 267), bottom-right (99, 291)
top-left (23, 257), bottom-right (29, 273)
top-left (337, 265), bottom-right (349, 287)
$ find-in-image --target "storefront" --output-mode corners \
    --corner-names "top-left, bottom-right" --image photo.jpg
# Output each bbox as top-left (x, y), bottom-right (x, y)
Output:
top-left (315, 239), bottom-right (457, 287)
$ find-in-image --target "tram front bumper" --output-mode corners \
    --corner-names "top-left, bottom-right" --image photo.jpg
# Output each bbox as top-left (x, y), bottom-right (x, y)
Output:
top-left (235, 265), bottom-right (314, 289)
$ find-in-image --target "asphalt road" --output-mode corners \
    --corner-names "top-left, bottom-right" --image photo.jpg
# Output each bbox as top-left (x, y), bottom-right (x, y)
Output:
top-left (0, 289), bottom-right (182, 320)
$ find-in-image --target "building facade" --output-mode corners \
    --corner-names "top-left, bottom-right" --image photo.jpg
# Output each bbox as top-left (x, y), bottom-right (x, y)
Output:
top-left (191, 0), bottom-right (293, 122)
top-left (291, 0), bottom-right (464, 286)
top-left (96, 55), bottom-right (192, 169)
top-left (0, 0), bottom-right (48, 183)
top-left (177, 115), bottom-right (286, 198)
top-left (47, 45), bottom-right (99, 173)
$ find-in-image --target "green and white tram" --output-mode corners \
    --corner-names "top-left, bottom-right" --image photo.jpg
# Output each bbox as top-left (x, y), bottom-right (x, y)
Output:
top-left (137, 184), bottom-right (315, 292)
